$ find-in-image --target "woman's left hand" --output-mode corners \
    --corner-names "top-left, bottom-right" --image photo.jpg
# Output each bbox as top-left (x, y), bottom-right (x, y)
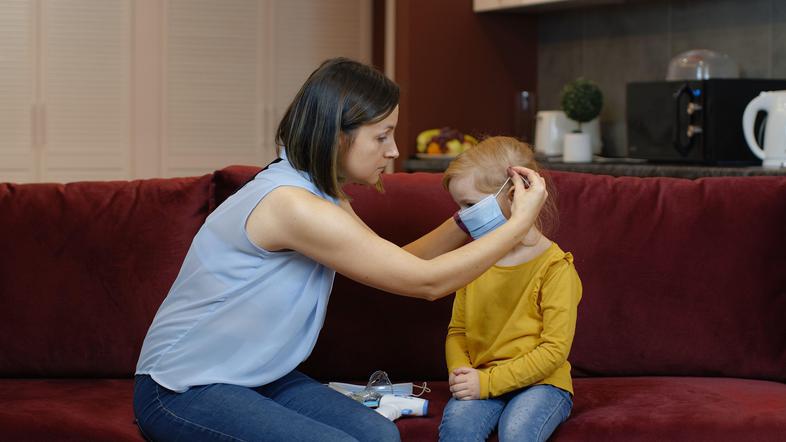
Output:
top-left (450, 367), bottom-right (480, 400)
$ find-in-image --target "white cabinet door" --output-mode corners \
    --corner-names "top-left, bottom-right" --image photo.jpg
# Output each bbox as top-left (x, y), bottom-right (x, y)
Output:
top-left (163, 0), bottom-right (372, 178)
top-left (163, 0), bottom-right (262, 177)
top-left (270, 0), bottom-right (372, 129)
top-left (0, 0), bottom-right (36, 183)
top-left (42, 0), bottom-right (132, 182)
top-left (0, 0), bottom-right (373, 182)
top-left (0, 0), bottom-right (131, 184)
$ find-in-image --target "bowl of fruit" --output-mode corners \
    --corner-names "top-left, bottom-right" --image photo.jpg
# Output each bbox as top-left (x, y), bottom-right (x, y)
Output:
top-left (415, 127), bottom-right (478, 158)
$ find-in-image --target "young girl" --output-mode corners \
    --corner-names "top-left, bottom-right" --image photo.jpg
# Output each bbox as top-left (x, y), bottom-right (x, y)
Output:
top-left (440, 136), bottom-right (582, 442)
top-left (133, 59), bottom-right (548, 442)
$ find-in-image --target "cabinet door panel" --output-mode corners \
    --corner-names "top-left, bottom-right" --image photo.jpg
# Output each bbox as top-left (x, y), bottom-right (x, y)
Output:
top-left (165, 0), bottom-right (261, 177)
top-left (42, 0), bottom-right (131, 182)
top-left (271, 0), bottom-right (372, 125)
top-left (0, 0), bottom-right (35, 183)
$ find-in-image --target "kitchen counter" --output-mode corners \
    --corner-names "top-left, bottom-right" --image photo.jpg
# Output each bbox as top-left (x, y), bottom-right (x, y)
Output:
top-left (403, 157), bottom-right (786, 179)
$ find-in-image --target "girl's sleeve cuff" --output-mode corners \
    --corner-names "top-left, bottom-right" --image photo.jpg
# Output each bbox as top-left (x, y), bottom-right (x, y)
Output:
top-left (477, 370), bottom-right (490, 399)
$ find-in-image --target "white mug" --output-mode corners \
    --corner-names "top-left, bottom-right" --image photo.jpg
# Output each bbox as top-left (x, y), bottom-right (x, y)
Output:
top-left (535, 111), bottom-right (572, 156)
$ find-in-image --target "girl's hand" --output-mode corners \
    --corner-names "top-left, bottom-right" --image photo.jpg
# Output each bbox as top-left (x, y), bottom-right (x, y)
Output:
top-left (507, 166), bottom-right (547, 230)
top-left (450, 367), bottom-right (480, 400)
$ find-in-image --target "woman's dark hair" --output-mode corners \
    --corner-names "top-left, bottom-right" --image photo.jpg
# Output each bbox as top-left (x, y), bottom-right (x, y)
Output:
top-left (276, 57), bottom-right (399, 198)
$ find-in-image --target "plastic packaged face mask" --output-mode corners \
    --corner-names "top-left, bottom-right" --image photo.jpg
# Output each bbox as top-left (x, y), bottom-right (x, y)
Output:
top-left (456, 177), bottom-right (511, 240)
top-left (330, 381), bottom-right (423, 397)
top-left (336, 371), bottom-right (430, 407)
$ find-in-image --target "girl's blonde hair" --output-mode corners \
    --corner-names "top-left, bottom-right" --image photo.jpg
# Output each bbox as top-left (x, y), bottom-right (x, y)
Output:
top-left (442, 136), bottom-right (558, 235)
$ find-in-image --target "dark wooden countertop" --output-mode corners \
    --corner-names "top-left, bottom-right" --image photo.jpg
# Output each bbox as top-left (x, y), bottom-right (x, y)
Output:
top-left (403, 157), bottom-right (786, 179)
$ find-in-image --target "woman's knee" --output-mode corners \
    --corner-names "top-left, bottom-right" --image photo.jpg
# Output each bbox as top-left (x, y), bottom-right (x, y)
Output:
top-left (352, 410), bottom-right (400, 442)
top-left (373, 418), bottom-right (401, 442)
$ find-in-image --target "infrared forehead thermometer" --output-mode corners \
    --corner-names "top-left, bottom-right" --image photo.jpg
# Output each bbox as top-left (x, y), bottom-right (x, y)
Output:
top-left (374, 394), bottom-right (429, 421)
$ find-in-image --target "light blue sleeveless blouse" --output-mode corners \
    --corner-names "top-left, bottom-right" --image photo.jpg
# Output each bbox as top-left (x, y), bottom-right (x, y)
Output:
top-left (136, 152), bottom-right (339, 392)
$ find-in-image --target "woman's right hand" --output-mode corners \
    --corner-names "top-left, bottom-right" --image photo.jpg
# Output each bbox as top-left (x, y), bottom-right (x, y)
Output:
top-left (507, 166), bottom-right (547, 228)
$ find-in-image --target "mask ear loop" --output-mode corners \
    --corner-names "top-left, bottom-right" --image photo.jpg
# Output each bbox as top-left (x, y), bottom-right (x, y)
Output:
top-left (494, 177), bottom-right (512, 199)
top-left (411, 382), bottom-right (431, 397)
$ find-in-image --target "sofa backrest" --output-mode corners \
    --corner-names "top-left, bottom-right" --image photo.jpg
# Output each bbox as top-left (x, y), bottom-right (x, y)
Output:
top-left (546, 172), bottom-right (786, 382)
top-left (215, 166), bottom-right (786, 384)
top-left (0, 176), bottom-right (212, 377)
top-left (2, 167), bottom-right (784, 383)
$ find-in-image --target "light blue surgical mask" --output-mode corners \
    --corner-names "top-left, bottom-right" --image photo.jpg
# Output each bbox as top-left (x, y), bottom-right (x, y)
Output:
top-left (456, 177), bottom-right (511, 240)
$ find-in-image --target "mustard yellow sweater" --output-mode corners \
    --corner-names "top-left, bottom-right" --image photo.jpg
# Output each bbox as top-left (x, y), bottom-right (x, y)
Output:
top-left (445, 242), bottom-right (582, 399)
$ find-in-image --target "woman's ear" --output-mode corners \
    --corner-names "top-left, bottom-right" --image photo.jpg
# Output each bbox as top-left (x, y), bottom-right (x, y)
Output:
top-left (338, 131), bottom-right (350, 150)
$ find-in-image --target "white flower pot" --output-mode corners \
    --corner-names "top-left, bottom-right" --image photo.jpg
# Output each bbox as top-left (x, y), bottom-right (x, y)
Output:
top-left (563, 132), bottom-right (593, 162)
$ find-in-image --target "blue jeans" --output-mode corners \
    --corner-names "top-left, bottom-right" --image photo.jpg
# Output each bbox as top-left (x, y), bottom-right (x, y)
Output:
top-left (133, 371), bottom-right (400, 442)
top-left (439, 384), bottom-right (572, 442)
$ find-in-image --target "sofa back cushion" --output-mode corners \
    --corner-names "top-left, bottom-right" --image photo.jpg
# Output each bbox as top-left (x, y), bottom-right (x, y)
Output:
top-left (0, 176), bottom-right (212, 377)
top-left (214, 166), bottom-right (786, 383)
top-left (551, 172), bottom-right (786, 382)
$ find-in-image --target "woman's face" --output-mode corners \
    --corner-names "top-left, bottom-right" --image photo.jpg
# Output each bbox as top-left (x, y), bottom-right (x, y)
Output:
top-left (340, 106), bottom-right (399, 185)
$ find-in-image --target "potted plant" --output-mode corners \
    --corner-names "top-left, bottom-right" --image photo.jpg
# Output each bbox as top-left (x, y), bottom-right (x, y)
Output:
top-left (560, 78), bottom-right (603, 162)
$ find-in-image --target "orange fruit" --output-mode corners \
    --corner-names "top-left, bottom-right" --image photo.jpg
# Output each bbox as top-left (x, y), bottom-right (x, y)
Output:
top-left (426, 142), bottom-right (441, 154)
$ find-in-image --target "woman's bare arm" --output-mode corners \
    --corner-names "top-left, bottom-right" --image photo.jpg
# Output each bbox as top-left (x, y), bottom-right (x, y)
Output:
top-left (246, 168), bottom-right (545, 300)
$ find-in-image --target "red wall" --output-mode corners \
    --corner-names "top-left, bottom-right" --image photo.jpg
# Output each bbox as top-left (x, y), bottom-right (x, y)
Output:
top-left (394, 0), bottom-right (537, 170)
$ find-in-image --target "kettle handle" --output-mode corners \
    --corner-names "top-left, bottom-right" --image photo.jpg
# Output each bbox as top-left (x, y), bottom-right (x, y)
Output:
top-left (742, 93), bottom-right (771, 160)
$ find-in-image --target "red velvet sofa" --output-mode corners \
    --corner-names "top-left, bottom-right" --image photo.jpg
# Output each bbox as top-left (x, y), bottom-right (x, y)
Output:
top-left (1, 166), bottom-right (785, 441)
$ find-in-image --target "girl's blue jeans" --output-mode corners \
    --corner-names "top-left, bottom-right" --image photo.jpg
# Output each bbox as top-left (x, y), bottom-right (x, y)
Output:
top-left (439, 384), bottom-right (573, 442)
top-left (133, 371), bottom-right (400, 442)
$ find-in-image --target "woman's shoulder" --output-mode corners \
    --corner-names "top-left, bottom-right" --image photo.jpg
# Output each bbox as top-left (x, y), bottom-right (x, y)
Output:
top-left (258, 158), bottom-right (340, 205)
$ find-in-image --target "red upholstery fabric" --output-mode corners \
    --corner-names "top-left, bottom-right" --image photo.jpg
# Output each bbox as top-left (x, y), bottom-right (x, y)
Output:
top-left (554, 377), bottom-right (786, 441)
top-left (546, 172), bottom-right (786, 382)
top-left (322, 377), bottom-right (786, 442)
top-left (211, 165), bottom-right (261, 212)
top-left (0, 176), bottom-right (212, 377)
top-left (2, 377), bottom-right (782, 442)
top-left (215, 167), bottom-right (786, 384)
top-left (0, 379), bottom-right (138, 441)
top-left (2, 166), bottom-right (784, 441)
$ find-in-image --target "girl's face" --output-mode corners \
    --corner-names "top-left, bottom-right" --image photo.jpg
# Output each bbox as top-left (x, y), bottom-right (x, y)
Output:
top-left (448, 172), bottom-right (513, 218)
top-left (340, 106), bottom-right (399, 185)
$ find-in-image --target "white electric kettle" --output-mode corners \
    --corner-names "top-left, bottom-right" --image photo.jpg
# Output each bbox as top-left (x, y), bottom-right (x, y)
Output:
top-left (535, 110), bottom-right (602, 157)
top-left (742, 90), bottom-right (786, 168)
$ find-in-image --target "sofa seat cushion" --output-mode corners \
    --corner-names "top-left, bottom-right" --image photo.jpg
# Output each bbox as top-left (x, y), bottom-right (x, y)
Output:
top-left (395, 377), bottom-right (786, 441)
top-left (0, 379), bottom-right (139, 441)
top-left (554, 376), bottom-right (786, 441)
top-left (1, 377), bottom-right (784, 441)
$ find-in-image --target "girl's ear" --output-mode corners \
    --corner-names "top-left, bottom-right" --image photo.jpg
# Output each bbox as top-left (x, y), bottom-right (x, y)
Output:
top-left (506, 186), bottom-right (515, 203)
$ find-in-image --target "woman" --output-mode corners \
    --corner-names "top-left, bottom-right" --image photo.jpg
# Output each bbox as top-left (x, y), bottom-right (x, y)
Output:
top-left (133, 58), bottom-right (547, 442)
